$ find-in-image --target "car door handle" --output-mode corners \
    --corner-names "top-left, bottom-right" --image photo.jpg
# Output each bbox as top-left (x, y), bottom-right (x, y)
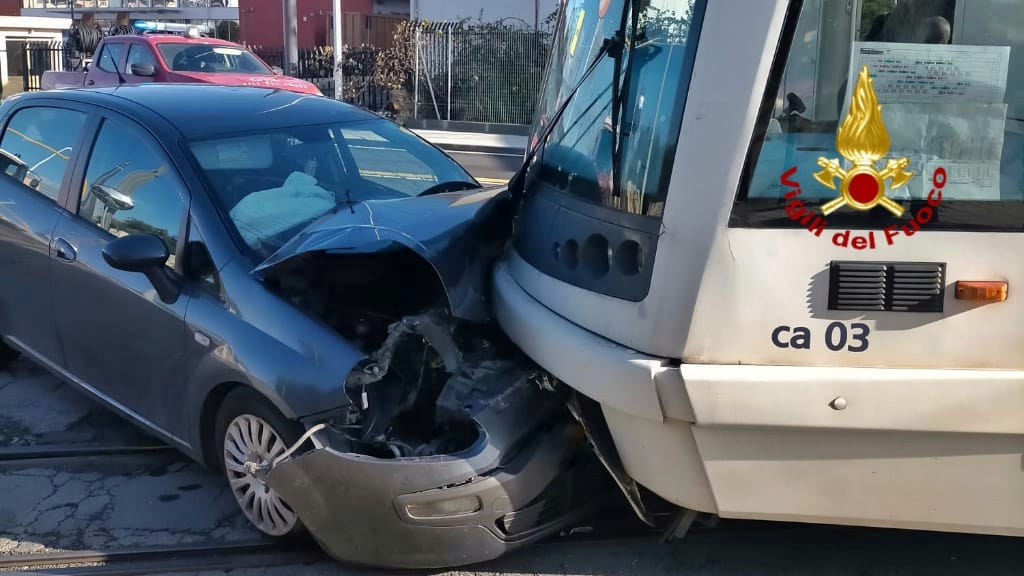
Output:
top-left (53, 237), bottom-right (77, 262)
top-left (86, 79), bottom-right (95, 85)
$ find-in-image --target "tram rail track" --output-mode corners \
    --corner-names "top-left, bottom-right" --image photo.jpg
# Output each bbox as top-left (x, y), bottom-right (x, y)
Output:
top-left (0, 540), bottom-right (326, 575)
top-left (0, 444), bottom-right (175, 462)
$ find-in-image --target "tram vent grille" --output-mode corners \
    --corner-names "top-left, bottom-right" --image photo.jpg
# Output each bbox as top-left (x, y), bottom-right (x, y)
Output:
top-left (828, 261), bottom-right (945, 313)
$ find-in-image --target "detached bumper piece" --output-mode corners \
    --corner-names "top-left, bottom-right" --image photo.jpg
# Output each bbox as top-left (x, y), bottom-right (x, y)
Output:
top-left (265, 376), bottom-right (599, 569)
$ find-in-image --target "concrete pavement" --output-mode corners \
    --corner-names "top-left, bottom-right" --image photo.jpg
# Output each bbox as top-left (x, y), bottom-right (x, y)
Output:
top-left (0, 359), bottom-right (262, 556)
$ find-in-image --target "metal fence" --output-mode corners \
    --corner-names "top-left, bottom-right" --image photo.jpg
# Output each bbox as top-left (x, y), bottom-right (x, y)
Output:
top-left (412, 21), bottom-right (552, 125)
top-left (12, 42), bottom-right (72, 94)
top-left (248, 45), bottom-right (394, 115)
top-left (250, 21), bottom-right (553, 125)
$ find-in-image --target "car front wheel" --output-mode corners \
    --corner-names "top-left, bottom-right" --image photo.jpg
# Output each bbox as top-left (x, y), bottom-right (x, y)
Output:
top-left (215, 387), bottom-right (305, 537)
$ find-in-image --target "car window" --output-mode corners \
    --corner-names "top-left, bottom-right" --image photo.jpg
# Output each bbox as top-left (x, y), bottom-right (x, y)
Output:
top-left (79, 117), bottom-right (185, 268)
top-left (0, 106), bottom-right (87, 202)
top-left (733, 0), bottom-right (1024, 232)
top-left (96, 42), bottom-right (124, 73)
top-left (338, 126), bottom-right (452, 195)
top-left (156, 43), bottom-right (271, 74)
top-left (125, 44), bottom-right (157, 74)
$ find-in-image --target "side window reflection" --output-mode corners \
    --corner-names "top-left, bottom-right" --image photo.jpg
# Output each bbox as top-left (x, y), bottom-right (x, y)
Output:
top-left (79, 117), bottom-right (185, 269)
top-left (0, 107), bottom-right (87, 202)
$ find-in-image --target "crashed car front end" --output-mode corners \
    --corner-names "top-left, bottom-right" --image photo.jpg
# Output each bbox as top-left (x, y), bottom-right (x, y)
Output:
top-left (251, 188), bottom-right (601, 569)
top-left (265, 317), bottom-right (597, 568)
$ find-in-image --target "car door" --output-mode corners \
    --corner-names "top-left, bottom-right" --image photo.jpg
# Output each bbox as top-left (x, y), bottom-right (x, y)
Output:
top-left (0, 103), bottom-right (90, 366)
top-left (51, 112), bottom-right (191, 438)
top-left (87, 40), bottom-right (125, 86)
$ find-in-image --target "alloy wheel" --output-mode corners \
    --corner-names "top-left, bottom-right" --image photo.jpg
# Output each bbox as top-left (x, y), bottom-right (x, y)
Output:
top-left (223, 414), bottom-right (298, 536)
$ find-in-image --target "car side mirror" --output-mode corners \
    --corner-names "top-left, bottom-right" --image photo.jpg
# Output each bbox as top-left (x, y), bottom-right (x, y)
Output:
top-left (91, 184), bottom-right (135, 211)
top-left (102, 234), bottom-right (180, 304)
top-left (272, 66), bottom-right (284, 75)
top-left (130, 63), bottom-right (156, 77)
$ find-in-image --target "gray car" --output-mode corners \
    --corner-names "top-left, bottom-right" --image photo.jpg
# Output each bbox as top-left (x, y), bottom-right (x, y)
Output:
top-left (0, 85), bottom-right (596, 568)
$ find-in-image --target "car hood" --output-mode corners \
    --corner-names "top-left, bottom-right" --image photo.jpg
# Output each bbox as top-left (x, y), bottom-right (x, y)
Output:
top-left (168, 72), bottom-right (322, 95)
top-left (254, 186), bottom-right (513, 323)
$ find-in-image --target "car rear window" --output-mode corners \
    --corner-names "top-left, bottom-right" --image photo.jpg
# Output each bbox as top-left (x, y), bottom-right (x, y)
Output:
top-left (731, 0), bottom-right (1024, 232)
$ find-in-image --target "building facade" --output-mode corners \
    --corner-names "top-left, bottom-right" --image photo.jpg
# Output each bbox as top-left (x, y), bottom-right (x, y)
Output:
top-left (19, 0), bottom-right (240, 41)
top-left (237, 0), bottom-right (407, 49)
top-left (409, 0), bottom-right (557, 28)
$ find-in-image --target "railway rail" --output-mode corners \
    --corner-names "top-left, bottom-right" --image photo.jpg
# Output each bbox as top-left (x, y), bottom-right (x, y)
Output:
top-left (0, 540), bottom-right (325, 574)
top-left (0, 444), bottom-right (175, 462)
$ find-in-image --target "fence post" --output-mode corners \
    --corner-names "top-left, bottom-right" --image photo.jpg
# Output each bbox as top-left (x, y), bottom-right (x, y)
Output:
top-left (414, 25), bottom-right (420, 119)
top-left (446, 26), bottom-right (452, 121)
top-left (21, 44), bottom-right (29, 92)
top-left (284, 0), bottom-right (298, 76)
top-left (332, 0), bottom-right (343, 101)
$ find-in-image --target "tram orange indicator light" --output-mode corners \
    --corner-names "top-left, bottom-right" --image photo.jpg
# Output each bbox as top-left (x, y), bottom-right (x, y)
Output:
top-left (955, 281), bottom-right (1008, 302)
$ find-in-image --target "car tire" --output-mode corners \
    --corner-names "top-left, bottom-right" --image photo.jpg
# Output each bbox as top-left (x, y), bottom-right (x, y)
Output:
top-left (215, 387), bottom-right (306, 537)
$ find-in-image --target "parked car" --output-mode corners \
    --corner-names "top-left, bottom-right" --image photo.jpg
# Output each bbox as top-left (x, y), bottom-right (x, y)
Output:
top-left (40, 34), bottom-right (322, 96)
top-left (0, 85), bottom-right (596, 568)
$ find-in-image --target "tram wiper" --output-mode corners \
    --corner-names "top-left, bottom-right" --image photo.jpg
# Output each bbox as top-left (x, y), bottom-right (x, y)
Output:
top-left (610, 0), bottom-right (641, 207)
top-left (508, 20), bottom-right (627, 205)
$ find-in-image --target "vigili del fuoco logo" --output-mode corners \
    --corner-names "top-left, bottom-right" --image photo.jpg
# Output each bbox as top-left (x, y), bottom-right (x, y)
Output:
top-left (779, 65), bottom-right (947, 250)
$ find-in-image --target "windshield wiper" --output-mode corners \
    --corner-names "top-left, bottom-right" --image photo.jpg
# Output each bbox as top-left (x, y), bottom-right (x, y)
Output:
top-left (508, 15), bottom-right (627, 205)
top-left (610, 0), bottom-right (641, 204)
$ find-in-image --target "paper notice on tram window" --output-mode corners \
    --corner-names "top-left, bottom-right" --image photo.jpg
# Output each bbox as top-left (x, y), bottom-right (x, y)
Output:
top-left (849, 42), bottom-right (1011, 105)
top-left (881, 101), bottom-right (1007, 201)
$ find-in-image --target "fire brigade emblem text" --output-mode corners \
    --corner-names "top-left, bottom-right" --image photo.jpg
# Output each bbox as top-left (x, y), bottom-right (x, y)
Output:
top-left (814, 65), bottom-right (913, 217)
top-left (778, 64), bottom-right (946, 250)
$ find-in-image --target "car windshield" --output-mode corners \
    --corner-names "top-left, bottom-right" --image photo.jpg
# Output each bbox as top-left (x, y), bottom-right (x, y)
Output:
top-left (189, 119), bottom-right (481, 260)
top-left (158, 43), bottom-right (271, 74)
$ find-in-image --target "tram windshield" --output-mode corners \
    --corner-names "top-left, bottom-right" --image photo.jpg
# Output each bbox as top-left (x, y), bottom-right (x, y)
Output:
top-left (526, 0), bottom-right (706, 221)
top-left (735, 0), bottom-right (1024, 232)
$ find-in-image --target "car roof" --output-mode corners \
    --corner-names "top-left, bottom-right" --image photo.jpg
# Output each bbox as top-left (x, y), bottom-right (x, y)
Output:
top-left (134, 35), bottom-right (243, 47)
top-left (22, 84), bottom-right (381, 140)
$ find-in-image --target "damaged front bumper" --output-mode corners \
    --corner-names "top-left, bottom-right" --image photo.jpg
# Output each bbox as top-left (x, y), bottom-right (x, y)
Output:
top-left (264, 366), bottom-right (599, 569)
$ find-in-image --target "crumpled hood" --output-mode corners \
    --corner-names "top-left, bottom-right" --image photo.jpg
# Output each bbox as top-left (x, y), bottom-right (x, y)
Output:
top-left (254, 187), bottom-right (513, 323)
top-left (167, 72), bottom-right (322, 95)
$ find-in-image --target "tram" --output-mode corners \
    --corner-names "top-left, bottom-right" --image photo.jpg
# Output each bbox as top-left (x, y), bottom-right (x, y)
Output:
top-left (496, 0), bottom-right (1024, 537)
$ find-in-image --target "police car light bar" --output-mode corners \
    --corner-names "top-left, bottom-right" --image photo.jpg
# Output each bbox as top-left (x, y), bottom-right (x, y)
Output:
top-left (133, 21), bottom-right (210, 37)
